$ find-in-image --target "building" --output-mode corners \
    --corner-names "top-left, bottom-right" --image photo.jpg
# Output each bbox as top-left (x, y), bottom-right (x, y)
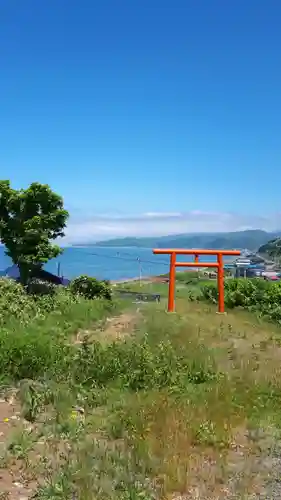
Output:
top-left (0, 264), bottom-right (70, 286)
top-left (225, 254), bottom-right (266, 278)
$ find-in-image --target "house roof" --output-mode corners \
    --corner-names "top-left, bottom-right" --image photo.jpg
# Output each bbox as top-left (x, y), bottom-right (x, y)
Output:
top-left (1, 264), bottom-right (70, 286)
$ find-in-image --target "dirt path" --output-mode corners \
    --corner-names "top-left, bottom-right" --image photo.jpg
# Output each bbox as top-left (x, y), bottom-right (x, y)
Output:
top-left (102, 311), bottom-right (140, 340)
top-left (74, 310), bottom-right (140, 345)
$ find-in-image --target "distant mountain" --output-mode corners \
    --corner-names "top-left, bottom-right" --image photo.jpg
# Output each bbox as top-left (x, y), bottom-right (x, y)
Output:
top-left (93, 230), bottom-right (281, 251)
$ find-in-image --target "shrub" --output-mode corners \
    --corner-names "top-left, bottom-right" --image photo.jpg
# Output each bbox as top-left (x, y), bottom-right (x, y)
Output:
top-left (0, 278), bottom-right (37, 326)
top-left (0, 325), bottom-right (71, 381)
top-left (200, 278), bottom-right (281, 323)
top-left (70, 275), bottom-right (112, 300)
top-left (0, 291), bottom-right (118, 382)
top-left (201, 282), bottom-right (218, 304)
top-left (27, 277), bottom-right (56, 296)
top-left (0, 277), bottom-right (63, 326)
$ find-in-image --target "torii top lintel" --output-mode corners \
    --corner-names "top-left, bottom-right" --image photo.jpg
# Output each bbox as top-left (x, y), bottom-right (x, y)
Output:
top-left (153, 249), bottom-right (241, 256)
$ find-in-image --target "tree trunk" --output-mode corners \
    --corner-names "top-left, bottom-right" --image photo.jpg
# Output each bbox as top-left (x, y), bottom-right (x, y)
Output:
top-left (19, 263), bottom-right (30, 286)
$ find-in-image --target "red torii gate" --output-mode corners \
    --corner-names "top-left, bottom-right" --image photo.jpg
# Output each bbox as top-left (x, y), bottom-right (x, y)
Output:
top-left (153, 249), bottom-right (241, 313)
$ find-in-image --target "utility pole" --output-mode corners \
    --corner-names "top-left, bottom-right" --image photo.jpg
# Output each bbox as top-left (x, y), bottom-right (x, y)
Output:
top-left (137, 257), bottom-right (142, 286)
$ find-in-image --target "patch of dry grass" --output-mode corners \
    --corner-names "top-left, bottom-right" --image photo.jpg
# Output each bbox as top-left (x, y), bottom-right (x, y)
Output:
top-left (102, 303), bottom-right (281, 498)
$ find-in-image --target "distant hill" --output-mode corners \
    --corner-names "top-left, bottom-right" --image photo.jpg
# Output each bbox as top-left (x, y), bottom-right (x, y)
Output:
top-left (93, 230), bottom-right (281, 251)
top-left (259, 237), bottom-right (281, 256)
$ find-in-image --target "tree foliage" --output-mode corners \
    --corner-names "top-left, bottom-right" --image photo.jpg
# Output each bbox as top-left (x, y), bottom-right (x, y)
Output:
top-left (0, 180), bottom-right (69, 283)
top-left (259, 238), bottom-right (281, 260)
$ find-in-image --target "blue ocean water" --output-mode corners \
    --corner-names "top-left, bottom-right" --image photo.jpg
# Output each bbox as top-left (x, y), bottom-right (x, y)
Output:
top-left (0, 245), bottom-right (221, 281)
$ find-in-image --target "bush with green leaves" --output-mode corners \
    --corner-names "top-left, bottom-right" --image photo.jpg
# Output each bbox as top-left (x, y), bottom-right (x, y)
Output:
top-left (0, 294), bottom-right (118, 383)
top-left (200, 278), bottom-right (281, 323)
top-left (0, 278), bottom-right (37, 326)
top-left (0, 325), bottom-right (71, 381)
top-left (0, 277), bottom-right (73, 326)
top-left (27, 277), bottom-right (56, 296)
top-left (70, 275), bottom-right (112, 300)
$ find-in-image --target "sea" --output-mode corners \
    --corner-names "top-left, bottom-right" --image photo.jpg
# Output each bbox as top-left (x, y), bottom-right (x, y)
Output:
top-left (0, 246), bottom-right (228, 281)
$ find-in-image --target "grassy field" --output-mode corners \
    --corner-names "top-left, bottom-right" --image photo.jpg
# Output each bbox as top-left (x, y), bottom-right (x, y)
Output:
top-left (1, 278), bottom-right (281, 498)
top-left (116, 271), bottom-right (212, 299)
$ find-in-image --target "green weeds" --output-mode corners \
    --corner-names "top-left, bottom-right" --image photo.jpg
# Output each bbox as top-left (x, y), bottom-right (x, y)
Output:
top-left (0, 278), bottom-right (120, 383)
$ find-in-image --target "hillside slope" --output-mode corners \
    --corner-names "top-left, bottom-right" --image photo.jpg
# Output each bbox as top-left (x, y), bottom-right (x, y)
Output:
top-left (259, 237), bottom-right (281, 256)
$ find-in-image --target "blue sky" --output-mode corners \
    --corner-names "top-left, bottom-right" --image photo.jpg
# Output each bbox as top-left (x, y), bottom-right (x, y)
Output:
top-left (1, 0), bottom-right (281, 241)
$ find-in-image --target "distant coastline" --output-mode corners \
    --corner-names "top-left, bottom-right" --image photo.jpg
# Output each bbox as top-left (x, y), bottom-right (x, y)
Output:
top-left (0, 235), bottom-right (274, 283)
top-left (92, 229), bottom-right (281, 251)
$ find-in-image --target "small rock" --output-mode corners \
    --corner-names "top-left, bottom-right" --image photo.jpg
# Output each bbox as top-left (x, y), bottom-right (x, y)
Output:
top-left (13, 481), bottom-right (24, 488)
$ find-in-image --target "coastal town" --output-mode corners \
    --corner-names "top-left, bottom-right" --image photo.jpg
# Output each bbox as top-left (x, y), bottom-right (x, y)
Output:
top-left (225, 250), bottom-right (281, 280)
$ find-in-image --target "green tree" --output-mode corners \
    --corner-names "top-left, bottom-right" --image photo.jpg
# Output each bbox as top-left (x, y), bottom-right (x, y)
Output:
top-left (0, 180), bottom-right (69, 284)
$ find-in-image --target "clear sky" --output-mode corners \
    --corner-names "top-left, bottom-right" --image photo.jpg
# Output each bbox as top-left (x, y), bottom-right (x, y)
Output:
top-left (1, 0), bottom-right (281, 241)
